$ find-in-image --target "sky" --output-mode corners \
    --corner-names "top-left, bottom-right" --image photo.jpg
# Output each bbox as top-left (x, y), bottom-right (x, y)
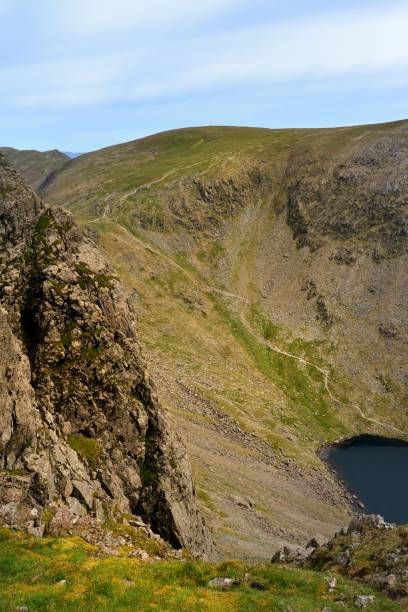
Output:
top-left (1, 0), bottom-right (408, 151)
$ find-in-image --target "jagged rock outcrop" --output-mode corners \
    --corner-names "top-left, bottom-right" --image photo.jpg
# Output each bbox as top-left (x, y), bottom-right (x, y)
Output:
top-left (273, 514), bottom-right (408, 603)
top-left (165, 165), bottom-right (273, 234)
top-left (0, 154), bottom-right (211, 557)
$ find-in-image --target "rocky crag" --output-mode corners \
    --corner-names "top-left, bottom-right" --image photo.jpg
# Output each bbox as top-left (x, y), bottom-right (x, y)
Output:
top-left (0, 154), bottom-right (211, 557)
top-left (273, 514), bottom-right (408, 606)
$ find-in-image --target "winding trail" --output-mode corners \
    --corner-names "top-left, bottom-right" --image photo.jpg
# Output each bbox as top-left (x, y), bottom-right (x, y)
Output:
top-left (89, 162), bottom-right (205, 223)
top-left (239, 310), bottom-right (408, 437)
top-left (90, 151), bottom-right (246, 222)
top-left (88, 217), bottom-right (408, 439)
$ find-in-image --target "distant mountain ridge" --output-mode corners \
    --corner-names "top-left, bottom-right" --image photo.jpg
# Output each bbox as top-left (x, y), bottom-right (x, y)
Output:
top-left (0, 146), bottom-right (69, 191)
top-left (63, 151), bottom-right (84, 158)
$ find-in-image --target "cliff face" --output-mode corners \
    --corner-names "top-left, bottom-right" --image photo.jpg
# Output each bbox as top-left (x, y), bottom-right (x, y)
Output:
top-left (0, 154), bottom-right (211, 557)
top-left (268, 129), bottom-right (408, 408)
top-left (286, 137), bottom-right (408, 258)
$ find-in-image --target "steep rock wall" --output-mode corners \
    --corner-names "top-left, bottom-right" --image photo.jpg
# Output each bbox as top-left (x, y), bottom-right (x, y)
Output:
top-left (0, 155), bottom-right (211, 557)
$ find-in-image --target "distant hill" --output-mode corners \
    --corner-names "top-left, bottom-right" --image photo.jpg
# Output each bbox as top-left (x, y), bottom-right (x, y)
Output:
top-left (0, 146), bottom-right (69, 191)
top-left (63, 151), bottom-right (84, 158)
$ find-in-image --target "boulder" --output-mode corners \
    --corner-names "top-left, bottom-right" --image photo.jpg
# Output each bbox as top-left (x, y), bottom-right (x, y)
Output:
top-left (208, 577), bottom-right (241, 589)
top-left (306, 535), bottom-right (327, 549)
top-left (271, 545), bottom-right (311, 565)
top-left (347, 514), bottom-right (394, 535)
top-left (354, 595), bottom-right (375, 608)
top-left (325, 576), bottom-right (337, 591)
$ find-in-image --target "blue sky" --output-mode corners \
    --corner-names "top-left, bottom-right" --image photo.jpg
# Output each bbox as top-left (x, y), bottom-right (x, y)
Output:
top-left (1, 0), bottom-right (408, 151)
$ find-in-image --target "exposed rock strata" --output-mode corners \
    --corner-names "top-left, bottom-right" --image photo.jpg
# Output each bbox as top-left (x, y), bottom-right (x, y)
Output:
top-left (0, 154), bottom-right (211, 557)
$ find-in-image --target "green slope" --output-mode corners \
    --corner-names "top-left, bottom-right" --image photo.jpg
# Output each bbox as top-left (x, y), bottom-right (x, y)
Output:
top-left (0, 146), bottom-right (69, 190)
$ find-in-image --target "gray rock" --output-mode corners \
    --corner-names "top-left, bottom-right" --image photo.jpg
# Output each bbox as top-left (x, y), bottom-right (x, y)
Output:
top-left (354, 595), bottom-right (375, 608)
top-left (208, 577), bottom-right (241, 589)
top-left (347, 514), bottom-right (394, 535)
top-left (384, 552), bottom-right (400, 568)
top-left (383, 574), bottom-right (397, 588)
top-left (335, 549), bottom-right (350, 567)
top-left (325, 576), bottom-right (337, 590)
top-left (271, 545), bottom-right (311, 565)
top-left (307, 535), bottom-right (326, 549)
top-left (231, 495), bottom-right (253, 510)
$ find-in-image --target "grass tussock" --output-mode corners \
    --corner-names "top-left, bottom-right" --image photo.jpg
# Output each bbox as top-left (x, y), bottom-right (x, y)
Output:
top-left (67, 434), bottom-right (101, 470)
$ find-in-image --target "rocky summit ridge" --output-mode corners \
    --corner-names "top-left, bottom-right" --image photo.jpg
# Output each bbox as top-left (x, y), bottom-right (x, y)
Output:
top-left (0, 153), bottom-right (211, 557)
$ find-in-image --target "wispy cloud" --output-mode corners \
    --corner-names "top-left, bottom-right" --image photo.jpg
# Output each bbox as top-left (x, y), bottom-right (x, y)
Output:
top-left (4, 3), bottom-right (408, 110)
top-left (1, 1), bottom-right (407, 149)
top-left (1, 54), bottom-right (128, 107)
top-left (188, 4), bottom-right (408, 84)
top-left (57, 0), bottom-right (240, 35)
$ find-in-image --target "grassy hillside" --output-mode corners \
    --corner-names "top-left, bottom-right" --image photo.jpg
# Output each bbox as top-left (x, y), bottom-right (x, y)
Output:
top-left (0, 529), bottom-right (399, 611)
top-left (42, 120), bottom-right (408, 558)
top-left (0, 146), bottom-right (69, 190)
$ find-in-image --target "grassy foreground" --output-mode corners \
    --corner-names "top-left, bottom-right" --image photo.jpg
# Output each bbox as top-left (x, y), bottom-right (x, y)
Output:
top-left (0, 530), bottom-right (400, 611)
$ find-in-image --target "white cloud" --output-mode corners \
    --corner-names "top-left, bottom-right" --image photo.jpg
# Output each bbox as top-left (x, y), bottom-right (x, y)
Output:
top-left (57, 0), bottom-right (239, 35)
top-left (181, 4), bottom-right (408, 86)
top-left (1, 54), bottom-right (126, 107)
top-left (2, 2), bottom-right (408, 110)
top-left (117, 3), bottom-right (408, 105)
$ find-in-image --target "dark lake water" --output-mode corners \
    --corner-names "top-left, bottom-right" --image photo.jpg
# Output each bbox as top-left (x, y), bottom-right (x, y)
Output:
top-left (322, 434), bottom-right (408, 524)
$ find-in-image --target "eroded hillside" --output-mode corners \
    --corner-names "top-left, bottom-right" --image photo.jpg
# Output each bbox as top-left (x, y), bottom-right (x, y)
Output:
top-left (41, 120), bottom-right (408, 558)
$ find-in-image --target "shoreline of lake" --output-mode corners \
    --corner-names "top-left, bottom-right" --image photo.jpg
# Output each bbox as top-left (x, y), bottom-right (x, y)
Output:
top-left (319, 434), bottom-right (408, 524)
